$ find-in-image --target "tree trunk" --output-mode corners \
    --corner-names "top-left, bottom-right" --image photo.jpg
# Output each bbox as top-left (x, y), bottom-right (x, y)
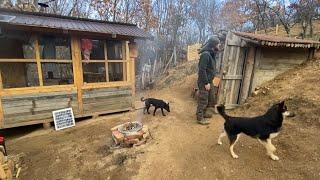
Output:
top-left (302, 20), bottom-right (307, 39)
top-left (309, 18), bottom-right (313, 38)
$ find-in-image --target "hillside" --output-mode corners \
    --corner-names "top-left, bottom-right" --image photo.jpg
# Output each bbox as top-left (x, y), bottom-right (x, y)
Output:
top-left (256, 20), bottom-right (320, 40)
top-left (6, 58), bottom-right (320, 179)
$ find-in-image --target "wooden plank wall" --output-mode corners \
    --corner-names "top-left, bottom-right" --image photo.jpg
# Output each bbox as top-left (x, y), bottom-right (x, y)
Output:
top-left (1, 91), bottom-right (78, 128)
top-left (82, 87), bottom-right (132, 114)
top-left (251, 47), bottom-right (308, 90)
top-left (218, 32), bottom-right (247, 108)
top-left (187, 43), bottom-right (201, 61)
top-left (239, 47), bottom-right (255, 104)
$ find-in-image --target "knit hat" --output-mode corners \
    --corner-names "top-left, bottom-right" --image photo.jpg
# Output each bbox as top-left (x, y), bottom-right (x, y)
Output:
top-left (199, 35), bottom-right (220, 53)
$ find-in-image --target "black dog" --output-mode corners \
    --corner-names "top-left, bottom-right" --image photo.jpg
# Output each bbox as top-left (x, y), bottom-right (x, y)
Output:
top-left (216, 101), bottom-right (288, 160)
top-left (141, 97), bottom-right (170, 116)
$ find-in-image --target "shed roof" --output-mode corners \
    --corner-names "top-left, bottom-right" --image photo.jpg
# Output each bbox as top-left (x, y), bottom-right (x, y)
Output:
top-left (234, 32), bottom-right (320, 48)
top-left (0, 8), bottom-right (151, 39)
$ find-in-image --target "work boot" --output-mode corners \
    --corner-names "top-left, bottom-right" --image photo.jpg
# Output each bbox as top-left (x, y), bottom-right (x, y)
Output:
top-left (204, 110), bottom-right (213, 118)
top-left (197, 118), bottom-right (210, 125)
top-left (206, 107), bottom-right (217, 114)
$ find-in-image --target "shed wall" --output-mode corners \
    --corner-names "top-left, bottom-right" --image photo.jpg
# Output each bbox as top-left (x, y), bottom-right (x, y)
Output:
top-left (252, 47), bottom-right (308, 89)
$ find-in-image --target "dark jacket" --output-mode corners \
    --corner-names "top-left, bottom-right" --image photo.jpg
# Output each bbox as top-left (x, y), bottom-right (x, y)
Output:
top-left (197, 49), bottom-right (217, 88)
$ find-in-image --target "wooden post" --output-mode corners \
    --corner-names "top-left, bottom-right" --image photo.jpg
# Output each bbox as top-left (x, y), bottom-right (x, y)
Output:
top-left (34, 35), bottom-right (43, 86)
top-left (0, 71), bottom-right (4, 127)
top-left (131, 58), bottom-right (135, 93)
top-left (122, 41), bottom-right (127, 81)
top-left (125, 41), bottom-right (130, 83)
top-left (276, 24), bottom-right (279, 35)
top-left (104, 41), bottom-right (109, 82)
top-left (71, 37), bottom-right (84, 114)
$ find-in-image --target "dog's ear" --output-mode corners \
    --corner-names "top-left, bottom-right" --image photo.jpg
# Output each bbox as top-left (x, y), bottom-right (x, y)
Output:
top-left (279, 101), bottom-right (285, 107)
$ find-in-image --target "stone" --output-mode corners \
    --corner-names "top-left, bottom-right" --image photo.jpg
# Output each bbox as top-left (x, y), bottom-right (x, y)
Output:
top-left (112, 131), bottom-right (125, 145)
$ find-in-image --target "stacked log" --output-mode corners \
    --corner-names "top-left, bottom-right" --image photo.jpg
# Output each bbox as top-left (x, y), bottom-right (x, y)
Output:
top-left (0, 149), bottom-right (14, 180)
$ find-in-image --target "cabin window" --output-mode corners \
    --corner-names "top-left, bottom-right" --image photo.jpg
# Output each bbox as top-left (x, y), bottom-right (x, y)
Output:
top-left (0, 31), bottom-right (74, 88)
top-left (81, 39), bottom-right (106, 83)
top-left (81, 39), bottom-right (127, 83)
top-left (0, 63), bottom-right (40, 88)
top-left (41, 63), bottom-right (74, 85)
top-left (0, 30), bottom-right (39, 88)
top-left (108, 62), bottom-right (124, 81)
top-left (39, 35), bottom-right (73, 86)
top-left (39, 36), bottom-right (71, 60)
top-left (107, 41), bottom-right (123, 60)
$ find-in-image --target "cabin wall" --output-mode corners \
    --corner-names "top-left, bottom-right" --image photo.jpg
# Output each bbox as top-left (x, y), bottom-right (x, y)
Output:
top-left (251, 47), bottom-right (308, 90)
top-left (1, 91), bottom-right (78, 128)
top-left (82, 87), bottom-right (132, 114)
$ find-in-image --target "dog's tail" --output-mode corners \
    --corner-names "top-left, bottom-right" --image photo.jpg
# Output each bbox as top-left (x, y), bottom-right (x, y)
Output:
top-left (141, 97), bottom-right (146, 102)
top-left (216, 104), bottom-right (230, 120)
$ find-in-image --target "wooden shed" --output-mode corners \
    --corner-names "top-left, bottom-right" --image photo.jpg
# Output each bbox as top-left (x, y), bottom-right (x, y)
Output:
top-left (0, 9), bottom-right (150, 129)
top-left (218, 31), bottom-right (320, 108)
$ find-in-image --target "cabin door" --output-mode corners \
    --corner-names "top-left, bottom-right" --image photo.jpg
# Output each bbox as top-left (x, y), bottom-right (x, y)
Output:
top-left (217, 32), bottom-right (248, 109)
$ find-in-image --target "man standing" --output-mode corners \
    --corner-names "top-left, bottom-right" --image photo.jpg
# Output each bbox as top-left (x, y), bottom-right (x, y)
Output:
top-left (196, 36), bottom-right (221, 125)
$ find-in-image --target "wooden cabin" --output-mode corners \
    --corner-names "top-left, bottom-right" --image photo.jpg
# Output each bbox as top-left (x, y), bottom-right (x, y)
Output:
top-left (218, 32), bottom-right (320, 108)
top-left (0, 9), bottom-right (150, 129)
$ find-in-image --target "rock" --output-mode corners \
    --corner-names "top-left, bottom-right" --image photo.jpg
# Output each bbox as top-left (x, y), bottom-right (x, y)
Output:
top-left (112, 131), bottom-right (125, 145)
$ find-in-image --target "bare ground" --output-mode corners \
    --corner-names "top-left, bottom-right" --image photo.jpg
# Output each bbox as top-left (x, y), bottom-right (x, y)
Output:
top-left (6, 59), bottom-right (320, 180)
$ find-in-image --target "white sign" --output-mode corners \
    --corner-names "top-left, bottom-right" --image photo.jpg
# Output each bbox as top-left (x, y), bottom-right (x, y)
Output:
top-left (52, 108), bottom-right (75, 131)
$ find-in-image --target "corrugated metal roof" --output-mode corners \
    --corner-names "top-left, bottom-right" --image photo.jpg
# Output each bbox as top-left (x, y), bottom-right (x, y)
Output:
top-left (0, 8), bottom-right (151, 39)
top-left (234, 32), bottom-right (320, 48)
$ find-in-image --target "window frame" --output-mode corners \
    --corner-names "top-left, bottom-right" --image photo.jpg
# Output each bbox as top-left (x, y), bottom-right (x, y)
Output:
top-left (0, 33), bottom-right (74, 89)
top-left (0, 32), bottom-right (131, 92)
top-left (81, 39), bottom-right (128, 85)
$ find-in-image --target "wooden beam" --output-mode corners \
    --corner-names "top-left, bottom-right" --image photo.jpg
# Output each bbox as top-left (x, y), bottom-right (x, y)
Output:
top-left (125, 41), bottom-right (130, 83)
top-left (131, 58), bottom-right (136, 108)
top-left (82, 82), bottom-right (131, 90)
top-left (0, 85), bottom-right (76, 96)
top-left (80, 60), bottom-right (105, 63)
top-left (122, 41), bottom-right (127, 81)
top-left (0, 59), bottom-right (36, 63)
top-left (71, 37), bottom-right (84, 114)
top-left (0, 71), bottom-right (4, 128)
top-left (104, 41), bottom-right (109, 82)
top-left (34, 35), bottom-right (44, 86)
top-left (40, 59), bottom-right (72, 63)
top-left (108, 60), bottom-right (129, 63)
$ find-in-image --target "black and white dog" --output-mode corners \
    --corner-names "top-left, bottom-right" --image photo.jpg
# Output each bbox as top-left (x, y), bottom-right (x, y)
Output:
top-left (216, 101), bottom-right (289, 160)
top-left (141, 97), bottom-right (170, 116)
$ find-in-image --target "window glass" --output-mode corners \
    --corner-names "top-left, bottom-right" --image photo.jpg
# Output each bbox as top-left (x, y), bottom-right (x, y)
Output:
top-left (108, 62), bottom-right (124, 81)
top-left (83, 63), bottom-right (106, 83)
top-left (42, 63), bottom-right (74, 86)
top-left (39, 35), bottom-right (71, 60)
top-left (0, 30), bottom-right (35, 59)
top-left (0, 63), bottom-right (39, 88)
top-left (107, 41), bottom-right (123, 60)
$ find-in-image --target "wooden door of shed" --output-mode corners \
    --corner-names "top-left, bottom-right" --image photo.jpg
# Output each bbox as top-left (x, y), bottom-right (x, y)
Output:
top-left (218, 32), bottom-right (248, 109)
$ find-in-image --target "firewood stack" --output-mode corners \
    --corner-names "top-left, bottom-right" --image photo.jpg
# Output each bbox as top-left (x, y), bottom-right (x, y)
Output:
top-left (0, 149), bottom-right (15, 180)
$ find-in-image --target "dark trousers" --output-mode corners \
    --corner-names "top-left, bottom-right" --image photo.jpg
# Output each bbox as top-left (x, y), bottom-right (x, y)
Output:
top-left (196, 83), bottom-right (216, 121)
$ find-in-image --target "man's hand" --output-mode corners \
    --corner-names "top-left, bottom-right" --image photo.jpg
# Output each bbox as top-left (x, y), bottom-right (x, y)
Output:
top-left (205, 83), bottom-right (211, 91)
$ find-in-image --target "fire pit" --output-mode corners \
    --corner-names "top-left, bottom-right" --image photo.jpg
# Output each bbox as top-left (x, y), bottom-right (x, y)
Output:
top-left (118, 121), bottom-right (143, 135)
top-left (111, 122), bottom-right (150, 147)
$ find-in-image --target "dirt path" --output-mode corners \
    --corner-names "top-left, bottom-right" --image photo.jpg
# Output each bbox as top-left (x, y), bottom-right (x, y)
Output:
top-left (6, 60), bottom-right (320, 180)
